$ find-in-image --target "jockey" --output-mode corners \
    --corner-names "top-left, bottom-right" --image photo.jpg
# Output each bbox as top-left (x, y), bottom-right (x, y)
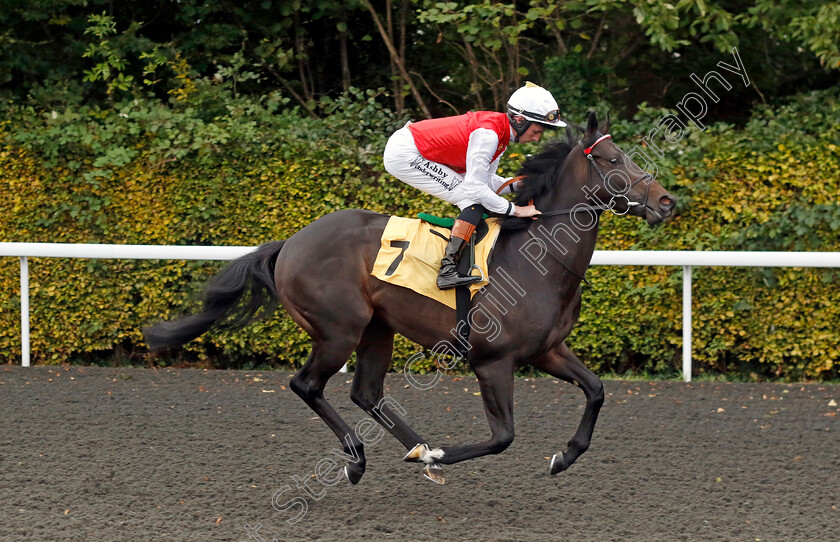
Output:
top-left (383, 82), bottom-right (566, 290)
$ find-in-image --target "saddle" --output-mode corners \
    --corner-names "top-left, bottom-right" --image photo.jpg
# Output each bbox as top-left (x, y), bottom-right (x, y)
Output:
top-left (370, 214), bottom-right (501, 310)
top-left (370, 213), bottom-right (502, 361)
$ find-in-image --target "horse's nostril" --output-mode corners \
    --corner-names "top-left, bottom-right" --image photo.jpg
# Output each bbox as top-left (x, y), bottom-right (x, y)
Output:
top-left (659, 195), bottom-right (675, 212)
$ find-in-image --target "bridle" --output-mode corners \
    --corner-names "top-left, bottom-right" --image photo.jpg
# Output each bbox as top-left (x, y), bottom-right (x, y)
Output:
top-left (522, 133), bottom-right (655, 283)
top-left (580, 134), bottom-right (657, 221)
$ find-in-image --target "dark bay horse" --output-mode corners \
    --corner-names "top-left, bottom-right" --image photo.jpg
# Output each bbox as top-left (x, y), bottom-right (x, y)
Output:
top-left (144, 113), bottom-right (676, 485)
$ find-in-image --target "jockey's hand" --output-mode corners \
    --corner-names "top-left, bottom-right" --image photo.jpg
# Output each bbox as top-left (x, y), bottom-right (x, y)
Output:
top-left (513, 204), bottom-right (541, 219)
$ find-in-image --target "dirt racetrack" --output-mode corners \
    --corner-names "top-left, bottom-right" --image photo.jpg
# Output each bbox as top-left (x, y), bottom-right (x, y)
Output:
top-left (1, 365), bottom-right (838, 542)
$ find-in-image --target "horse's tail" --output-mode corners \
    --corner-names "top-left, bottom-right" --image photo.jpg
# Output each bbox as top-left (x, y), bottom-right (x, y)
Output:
top-left (143, 240), bottom-right (286, 351)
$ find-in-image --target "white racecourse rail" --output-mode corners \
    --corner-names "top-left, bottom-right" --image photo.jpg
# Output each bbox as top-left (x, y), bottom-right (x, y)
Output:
top-left (2, 242), bottom-right (839, 381)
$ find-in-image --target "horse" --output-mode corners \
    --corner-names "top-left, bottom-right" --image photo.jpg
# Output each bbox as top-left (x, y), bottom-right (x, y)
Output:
top-left (143, 112), bottom-right (676, 485)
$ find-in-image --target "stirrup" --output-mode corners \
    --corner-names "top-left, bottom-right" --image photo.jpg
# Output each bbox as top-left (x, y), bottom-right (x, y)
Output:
top-left (467, 264), bottom-right (486, 283)
top-left (437, 269), bottom-right (482, 290)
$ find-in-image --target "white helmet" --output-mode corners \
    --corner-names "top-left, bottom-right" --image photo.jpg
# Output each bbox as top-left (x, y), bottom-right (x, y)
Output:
top-left (507, 82), bottom-right (566, 139)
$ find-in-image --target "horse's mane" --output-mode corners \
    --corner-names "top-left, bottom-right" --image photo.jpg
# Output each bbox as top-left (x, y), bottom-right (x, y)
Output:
top-left (500, 135), bottom-right (577, 231)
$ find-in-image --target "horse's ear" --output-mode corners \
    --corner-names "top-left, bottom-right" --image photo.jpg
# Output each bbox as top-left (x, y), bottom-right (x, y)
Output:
top-left (565, 125), bottom-right (574, 144)
top-left (586, 111), bottom-right (598, 136)
top-left (601, 112), bottom-right (611, 134)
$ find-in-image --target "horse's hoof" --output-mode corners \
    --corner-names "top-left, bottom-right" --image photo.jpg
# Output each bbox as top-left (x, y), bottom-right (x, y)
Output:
top-left (549, 452), bottom-right (568, 475)
top-left (403, 443), bottom-right (430, 463)
top-left (423, 464), bottom-right (445, 485)
top-left (344, 464), bottom-right (364, 485)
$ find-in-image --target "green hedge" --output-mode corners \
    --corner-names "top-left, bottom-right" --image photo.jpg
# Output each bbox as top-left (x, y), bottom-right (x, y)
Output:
top-left (1, 87), bottom-right (838, 379)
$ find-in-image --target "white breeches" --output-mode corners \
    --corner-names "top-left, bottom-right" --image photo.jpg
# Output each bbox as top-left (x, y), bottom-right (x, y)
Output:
top-left (383, 126), bottom-right (475, 210)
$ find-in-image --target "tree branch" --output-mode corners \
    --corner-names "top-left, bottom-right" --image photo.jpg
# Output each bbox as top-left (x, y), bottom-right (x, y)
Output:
top-left (361, 0), bottom-right (432, 118)
top-left (259, 59), bottom-right (319, 119)
top-left (463, 38), bottom-right (485, 110)
top-left (587, 14), bottom-right (606, 60)
top-left (410, 71), bottom-right (460, 115)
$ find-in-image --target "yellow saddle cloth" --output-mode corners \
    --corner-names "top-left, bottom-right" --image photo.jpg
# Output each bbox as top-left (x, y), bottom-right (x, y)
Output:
top-left (371, 216), bottom-right (502, 310)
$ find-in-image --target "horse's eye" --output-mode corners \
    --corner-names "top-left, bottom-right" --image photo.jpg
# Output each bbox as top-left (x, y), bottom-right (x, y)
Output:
top-left (609, 158), bottom-right (618, 164)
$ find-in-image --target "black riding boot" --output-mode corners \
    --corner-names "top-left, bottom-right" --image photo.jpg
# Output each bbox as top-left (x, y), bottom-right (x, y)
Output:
top-left (436, 235), bottom-right (481, 290)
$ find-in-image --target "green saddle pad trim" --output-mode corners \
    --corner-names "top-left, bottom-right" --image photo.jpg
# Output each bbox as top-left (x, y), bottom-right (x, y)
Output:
top-left (418, 212), bottom-right (490, 228)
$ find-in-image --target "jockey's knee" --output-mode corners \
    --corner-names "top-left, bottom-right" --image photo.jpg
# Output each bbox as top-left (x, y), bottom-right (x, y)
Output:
top-left (457, 204), bottom-right (485, 226)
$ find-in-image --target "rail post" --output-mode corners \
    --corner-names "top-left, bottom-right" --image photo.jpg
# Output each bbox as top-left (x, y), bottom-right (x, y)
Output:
top-left (20, 256), bottom-right (30, 367)
top-left (682, 265), bottom-right (692, 382)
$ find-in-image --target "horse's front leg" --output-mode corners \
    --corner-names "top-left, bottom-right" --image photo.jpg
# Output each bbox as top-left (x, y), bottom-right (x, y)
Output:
top-left (532, 342), bottom-right (604, 475)
top-left (405, 359), bottom-right (515, 481)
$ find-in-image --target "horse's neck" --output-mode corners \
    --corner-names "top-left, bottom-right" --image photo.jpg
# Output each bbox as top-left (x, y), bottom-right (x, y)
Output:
top-left (542, 154), bottom-right (591, 211)
top-left (533, 210), bottom-right (601, 270)
top-left (532, 162), bottom-right (602, 278)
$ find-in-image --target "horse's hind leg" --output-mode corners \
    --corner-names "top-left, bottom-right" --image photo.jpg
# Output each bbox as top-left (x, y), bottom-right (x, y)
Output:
top-left (289, 336), bottom-right (368, 484)
top-left (532, 342), bottom-right (604, 475)
top-left (350, 319), bottom-right (428, 449)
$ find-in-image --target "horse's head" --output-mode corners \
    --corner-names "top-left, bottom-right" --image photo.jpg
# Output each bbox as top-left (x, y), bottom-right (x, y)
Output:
top-left (506, 114), bottom-right (676, 231)
top-left (575, 112), bottom-right (676, 225)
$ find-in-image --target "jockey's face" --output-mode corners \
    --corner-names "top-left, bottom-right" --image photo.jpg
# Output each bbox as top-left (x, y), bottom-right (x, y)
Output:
top-left (519, 123), bottom-right (545, 143)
